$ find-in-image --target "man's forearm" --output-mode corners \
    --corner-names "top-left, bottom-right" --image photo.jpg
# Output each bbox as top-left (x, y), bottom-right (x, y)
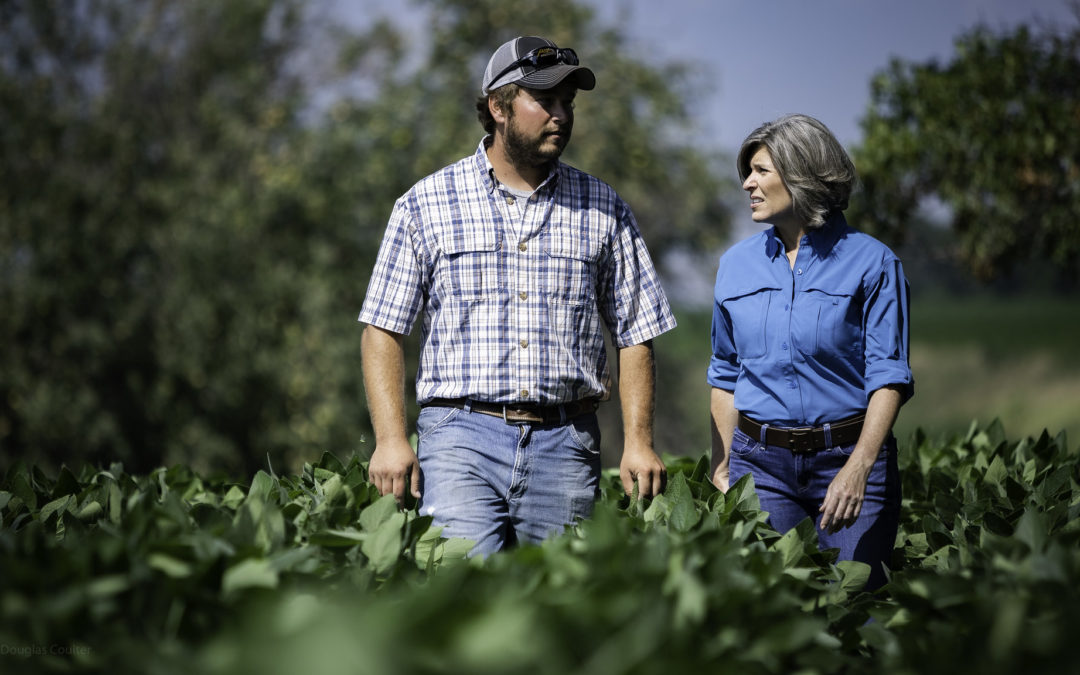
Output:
top-left (616, 340), bottom-right (666, 497)
top-left (360, 324), bottom-right (410, 445)
top-left (617, 341), bottom-right (656, 445)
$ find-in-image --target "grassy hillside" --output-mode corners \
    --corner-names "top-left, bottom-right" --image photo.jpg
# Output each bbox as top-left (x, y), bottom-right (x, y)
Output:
top-left (897, 293), bottom-right (1080, 446)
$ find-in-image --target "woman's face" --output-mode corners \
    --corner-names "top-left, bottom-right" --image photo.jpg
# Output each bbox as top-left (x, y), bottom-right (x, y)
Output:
top-left (742, 147), bottom-right (796, 228)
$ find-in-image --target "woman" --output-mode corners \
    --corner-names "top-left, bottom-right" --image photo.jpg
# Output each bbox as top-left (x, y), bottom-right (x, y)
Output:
top-left (707, 114), bottom-right (913, 590)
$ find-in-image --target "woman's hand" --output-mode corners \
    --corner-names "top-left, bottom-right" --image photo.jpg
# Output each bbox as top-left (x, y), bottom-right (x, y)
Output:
top-left (711, 464), bottom-right (730, 493)
top-left (818, 458), bottom-right (872, 532)
top-left (819, 385), bottom-right (905, 532)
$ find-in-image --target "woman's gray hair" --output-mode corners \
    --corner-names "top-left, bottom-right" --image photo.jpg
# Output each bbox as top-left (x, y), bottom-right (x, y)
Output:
top-left (736, 114), bottom-right (857, 228)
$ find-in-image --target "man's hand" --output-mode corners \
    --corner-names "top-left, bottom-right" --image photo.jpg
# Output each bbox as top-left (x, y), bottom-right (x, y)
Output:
top-left (620, 441), bottom-right (667, 498)
top-left (368, 439), bottom-right (421, 507)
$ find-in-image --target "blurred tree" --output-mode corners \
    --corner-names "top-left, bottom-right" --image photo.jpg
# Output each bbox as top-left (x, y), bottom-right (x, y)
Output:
top-left (0, 0), bottom-right (375, 475)
top-left (0, 0), bottom-right (729, 476)
top-left (849, 15), bottom-right (1080, 283)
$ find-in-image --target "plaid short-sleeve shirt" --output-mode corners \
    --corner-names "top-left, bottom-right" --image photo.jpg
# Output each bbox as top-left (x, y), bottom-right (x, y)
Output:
top-left (359, 139), bottom-right (676, 405)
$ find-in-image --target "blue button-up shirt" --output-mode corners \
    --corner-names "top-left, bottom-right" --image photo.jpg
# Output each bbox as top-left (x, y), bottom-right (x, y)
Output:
top-left (360, 139), bottom-right (676, 405)
top-left (707, 213), bottom-right (913, 426)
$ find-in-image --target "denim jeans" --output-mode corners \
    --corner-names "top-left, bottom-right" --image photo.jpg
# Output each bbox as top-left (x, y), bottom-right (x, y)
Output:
top-left (728, 426), bottom-right (901, 590)
top-left (415, 404), bottom-right (602, 558)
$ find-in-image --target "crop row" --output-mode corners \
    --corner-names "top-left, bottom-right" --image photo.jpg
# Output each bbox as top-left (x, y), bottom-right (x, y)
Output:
top-left (1, 422), bottom-right (1078, 674)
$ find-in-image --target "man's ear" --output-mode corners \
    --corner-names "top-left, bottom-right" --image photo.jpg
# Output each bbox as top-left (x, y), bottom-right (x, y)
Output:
top-left (489, 95), bottom-right (509, 125)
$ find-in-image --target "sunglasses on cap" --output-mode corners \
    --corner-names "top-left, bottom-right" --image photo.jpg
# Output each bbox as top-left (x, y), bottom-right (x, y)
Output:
top-left (488, 46), bottom-right (580, 88)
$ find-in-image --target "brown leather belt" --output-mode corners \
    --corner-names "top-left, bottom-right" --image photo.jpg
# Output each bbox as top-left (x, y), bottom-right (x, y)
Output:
top-left (426, 397), bottom-right (599, 425)
top-left (737, 413), bottom-right (865, 453)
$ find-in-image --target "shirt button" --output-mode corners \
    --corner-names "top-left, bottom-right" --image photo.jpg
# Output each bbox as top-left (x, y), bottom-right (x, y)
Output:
top-left (519, 339), bottom-right (528, 348)
top-left (782, 342), bottom-right (788, 350)
top-left (797, 268), bottom-right (803, 275)
top-left (518, 242), bottom-right (527, 252)
top-left (520, 389), bottom-right (529, 398)
top-left (506, 196), bottom-right (515, 205)
top-left (518, 291), bottom-right (528, 300)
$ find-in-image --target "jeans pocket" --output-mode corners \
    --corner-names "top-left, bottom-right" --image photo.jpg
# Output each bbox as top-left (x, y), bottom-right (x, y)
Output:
top-left (416, 406), bottom-right (462, 444)
top-left (730, 427), bottom-right (762, 457)
top-left (566, 414), bottom-right (601, 456)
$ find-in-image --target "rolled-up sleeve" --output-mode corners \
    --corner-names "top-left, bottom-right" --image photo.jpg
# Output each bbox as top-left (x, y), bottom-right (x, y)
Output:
top-left (863, 258), bottom-right (914, 403)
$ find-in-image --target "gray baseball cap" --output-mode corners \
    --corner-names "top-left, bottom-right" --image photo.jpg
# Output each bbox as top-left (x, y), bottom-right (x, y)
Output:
top-left (481, 36), bottom-right (596, 95)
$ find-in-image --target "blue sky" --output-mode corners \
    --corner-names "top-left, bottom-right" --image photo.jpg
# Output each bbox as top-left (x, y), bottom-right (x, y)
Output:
top-left (589, 0), bottom-right (1075, 151)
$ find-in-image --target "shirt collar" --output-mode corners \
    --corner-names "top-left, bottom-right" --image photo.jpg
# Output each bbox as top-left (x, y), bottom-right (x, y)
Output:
top-left (475, 136), bottom-right (560, 195)
top-left (764, 211), bottom-right (848, 260)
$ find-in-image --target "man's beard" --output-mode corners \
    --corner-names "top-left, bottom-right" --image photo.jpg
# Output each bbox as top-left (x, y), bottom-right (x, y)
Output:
top-left (504, 115), bottom-right (570, 172)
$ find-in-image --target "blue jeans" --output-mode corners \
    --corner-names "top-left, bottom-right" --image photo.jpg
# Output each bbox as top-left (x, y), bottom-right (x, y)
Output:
top-left (415, 405), bottom-right (602, 557)
top-left (728, 427), bottom-right (901, 590)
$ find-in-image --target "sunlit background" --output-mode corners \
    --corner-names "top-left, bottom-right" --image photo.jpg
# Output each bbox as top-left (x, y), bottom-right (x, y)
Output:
top-left (2, 0), bottom-right (1077, 476)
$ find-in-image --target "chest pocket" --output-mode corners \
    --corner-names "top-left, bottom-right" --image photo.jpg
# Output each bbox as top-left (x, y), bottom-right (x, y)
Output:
top-left (439, 232), bottom-right (501, 302)
top-left (801, 286), bottom-right (861, 356)
top-left (544, 237), bottom-right (600, 304)
top-left (721, 286), bottom-right (777, 360)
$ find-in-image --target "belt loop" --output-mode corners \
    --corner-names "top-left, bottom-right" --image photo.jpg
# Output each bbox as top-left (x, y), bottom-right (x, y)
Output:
top-left (760, 423), bottom-right (769, 446)
top-left (823, 422), bottom-right (833, 449)
top-left (502, 405), bottom-right (509, 424)
top-left (558, 404), bottom-right (567, 425)
top-left (464, 399), bottom-right (473, 413)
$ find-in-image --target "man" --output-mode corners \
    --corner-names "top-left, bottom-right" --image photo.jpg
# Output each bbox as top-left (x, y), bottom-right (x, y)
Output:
top-left (359, 35), bottom-right (675, 556)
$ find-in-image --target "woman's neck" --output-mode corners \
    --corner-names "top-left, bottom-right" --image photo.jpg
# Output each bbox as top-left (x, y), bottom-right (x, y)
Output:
top-left (774, 221), bottom-right (807, 256)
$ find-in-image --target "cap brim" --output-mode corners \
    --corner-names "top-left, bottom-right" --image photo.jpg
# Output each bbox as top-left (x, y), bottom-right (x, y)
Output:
top-left (517, 64), bottom-right (596, 91)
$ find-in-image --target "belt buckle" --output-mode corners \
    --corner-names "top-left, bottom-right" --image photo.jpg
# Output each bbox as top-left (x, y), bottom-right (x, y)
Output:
top-left (789, 427), bottom-right (814, 453)
top-left (502, 406), bottom-right (537, 425)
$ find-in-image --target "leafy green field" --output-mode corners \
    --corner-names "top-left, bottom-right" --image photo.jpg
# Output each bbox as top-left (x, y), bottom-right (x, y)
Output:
top-left (2, 424), bottom-right (1078, 674)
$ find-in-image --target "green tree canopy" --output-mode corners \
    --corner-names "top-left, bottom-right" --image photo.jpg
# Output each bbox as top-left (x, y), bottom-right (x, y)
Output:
top-left (849, 15), bottom-right (1080, 282)
top-left (0, 0), bottom-right (729, 475)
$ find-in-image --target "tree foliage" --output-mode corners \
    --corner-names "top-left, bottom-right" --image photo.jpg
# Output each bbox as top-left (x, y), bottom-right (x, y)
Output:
top-left (0, 0), bottom-right (729, 475)
top-left (849, 15), bottom-right (1080, 282)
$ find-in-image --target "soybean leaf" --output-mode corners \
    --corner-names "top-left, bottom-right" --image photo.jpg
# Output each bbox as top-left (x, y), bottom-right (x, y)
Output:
top-left (149, 553), bottom-right (195, 579)
top-left (362, 512), bottom-right (405, 574)
top-left (667, 473), bottom-right (701, 533)
top-left (359, 494), bottom-right (398, 533)
top-left (222, 558), bottom-right (279, 596)
top-left (837, 560), bottom-right (871, 592)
